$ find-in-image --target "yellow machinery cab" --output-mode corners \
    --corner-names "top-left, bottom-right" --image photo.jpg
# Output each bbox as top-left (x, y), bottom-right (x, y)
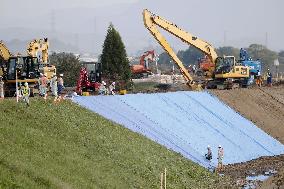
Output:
top-left (214, 56), bottom-right (249, 79)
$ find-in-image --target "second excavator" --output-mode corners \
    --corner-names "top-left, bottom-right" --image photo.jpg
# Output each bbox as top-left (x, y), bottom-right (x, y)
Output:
top-left (131, 50), bottom-right (156, 78)
top-left (143, 9), bottom-right (250, 89)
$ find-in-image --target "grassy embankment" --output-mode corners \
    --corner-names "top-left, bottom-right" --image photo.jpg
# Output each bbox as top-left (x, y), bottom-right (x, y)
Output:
top-left (0, 98), bottom-right (231, 188)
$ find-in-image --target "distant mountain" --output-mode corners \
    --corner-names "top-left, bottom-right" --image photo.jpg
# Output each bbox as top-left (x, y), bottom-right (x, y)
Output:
top-left (3, 37), bottom-right (78, 55)
top-left (1, 0), bottom-right (283, 54)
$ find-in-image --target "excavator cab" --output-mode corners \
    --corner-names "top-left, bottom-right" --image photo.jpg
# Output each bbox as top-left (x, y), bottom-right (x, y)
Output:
top-left (215, 56), bottom-right (235, 75)
top-left (6, 56), bottom-right (40, 80)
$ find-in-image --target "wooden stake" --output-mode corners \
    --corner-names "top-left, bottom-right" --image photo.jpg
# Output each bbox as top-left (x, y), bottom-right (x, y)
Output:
top-left (160, 172), bottom-right (163, 189)
top-left (164, 168), bottom-right (167, 189)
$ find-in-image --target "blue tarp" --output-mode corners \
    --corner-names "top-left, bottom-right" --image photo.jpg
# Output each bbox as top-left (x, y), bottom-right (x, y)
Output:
top-left (73, 91), bottom-right (284, 168)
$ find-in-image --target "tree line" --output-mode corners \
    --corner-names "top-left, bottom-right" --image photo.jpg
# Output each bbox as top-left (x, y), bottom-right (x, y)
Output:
top-left (158, 44), bottom-right (284, 71)
top-left (48, 23), bottom-right (284, 87)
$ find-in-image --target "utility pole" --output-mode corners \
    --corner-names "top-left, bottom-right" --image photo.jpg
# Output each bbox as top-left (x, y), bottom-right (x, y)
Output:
top-left (93, 17), bottom-right (97, 52)
top-left (74, 33), bottom-right (79, 52)
top-left (265, 32), bottom-right (268, 48)
top-left (223, 31), bottom-right (227, 46)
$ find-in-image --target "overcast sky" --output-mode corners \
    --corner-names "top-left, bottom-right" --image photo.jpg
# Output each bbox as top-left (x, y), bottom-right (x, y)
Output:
top-left (1, 0), bottom-right (283, 55)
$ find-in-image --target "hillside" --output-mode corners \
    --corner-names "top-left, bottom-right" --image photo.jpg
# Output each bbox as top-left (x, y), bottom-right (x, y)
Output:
top-left (212, 87), bottom-right (284, 144)
top-left (0, 99), bottom-right (231, 188)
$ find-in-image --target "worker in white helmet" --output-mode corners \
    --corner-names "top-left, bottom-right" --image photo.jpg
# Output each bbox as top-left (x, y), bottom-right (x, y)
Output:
top-left (0, 76), bottom-right (4, 99)
top-left (21, 82), bottom-right (30, 106)
top-left (205, 145), bottom-right (212, 161)
top-left (99, 81), bottom-right (107, 95)
top-left (217, 145), bottom-right (224, 172)
top-left (50, 73), bottom-right (58, 102)
top-left (109, 81), bottom-right (116, 95)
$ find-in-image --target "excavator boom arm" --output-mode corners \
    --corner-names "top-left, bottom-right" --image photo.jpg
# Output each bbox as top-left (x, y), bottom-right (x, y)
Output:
top-left (143, 9), bottom-right (195, 87)
top-left (0, 41), bottom-right (12, 61)
top-left (27, 38), bottom-right (49, 63)
top-left (151, 14), bottom-right (218, 64)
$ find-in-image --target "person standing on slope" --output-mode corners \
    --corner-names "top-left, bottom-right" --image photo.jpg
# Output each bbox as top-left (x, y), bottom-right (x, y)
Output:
top-left (0, 76), bottom-right (4, 100)
top-left (205, 145), bottom-right (212, 161)
top-left (38, 73), bottom-right (49, 100)
top-left (21, 82), bottom-right (30, 106)
top-left (57, 74), bottom-right (64, 100)
top-left (217, 145), bottom-right (224, 172)
top-left (50, 73), bottom-right (58, 102)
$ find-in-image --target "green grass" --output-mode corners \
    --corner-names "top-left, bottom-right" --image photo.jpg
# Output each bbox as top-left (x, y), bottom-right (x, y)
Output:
top-left (132, 82), bottom-right (159, 93)
top-left (0, 98), bottom-right (231, 188)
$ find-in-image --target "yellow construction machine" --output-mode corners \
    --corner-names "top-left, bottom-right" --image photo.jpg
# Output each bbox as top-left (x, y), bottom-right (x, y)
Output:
top-left (0, 40), bottom-right (13, 76)
top-left (0, 38), bottom-right (56, 96)
top-left (143, 9), bottom-right (250, 89)
top-left (27, 38), bottom-right (56, 79)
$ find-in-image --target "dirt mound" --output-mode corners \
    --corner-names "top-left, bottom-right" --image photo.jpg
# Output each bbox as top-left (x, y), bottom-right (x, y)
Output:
top-left (211, 86), bottom-right (284, 144)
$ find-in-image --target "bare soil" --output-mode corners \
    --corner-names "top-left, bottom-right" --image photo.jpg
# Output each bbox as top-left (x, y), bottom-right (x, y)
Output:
top-left (211, 86), bottom-right (284, 144)
top-left (211, 86), bottom-right (284, 188)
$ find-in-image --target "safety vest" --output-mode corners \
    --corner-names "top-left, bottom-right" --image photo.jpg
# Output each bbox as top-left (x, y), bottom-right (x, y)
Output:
top-left (22, 87), bottom-right (29, 95)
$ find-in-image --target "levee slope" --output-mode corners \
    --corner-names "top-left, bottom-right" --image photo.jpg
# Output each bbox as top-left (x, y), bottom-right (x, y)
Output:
top-left (73, 91), bottom-right (284, 168)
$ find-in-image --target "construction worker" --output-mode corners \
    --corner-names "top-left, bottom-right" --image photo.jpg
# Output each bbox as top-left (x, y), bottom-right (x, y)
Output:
top-left (99, 81), bottom-right (107, 95)
top-left (58, 74), bottom-right (64, 99)
top-left (188, 65), bottom-right (192, 73)
top-left (21, 82), bottom-right (30, 106)
top-left (0, 76), bottom-right (4, 100)
top-left (50, 73), bottom-right (58, 102)
top-left (267, 69), bottom-right (272, 87)
top-left (38, 73), bottom-right (49, 100)
top-left (109, 82), bottom-right (116, 95)
top-left (17, 82), bottom-right (22, 98)
top-left (205, 145), bottom-right (212, 161)
top-left (217, 145), bottom-right (224, 172)
top-left (192, 65), bottom-right (196, 74)
top-left (256, 70), bottom-right (262, 87)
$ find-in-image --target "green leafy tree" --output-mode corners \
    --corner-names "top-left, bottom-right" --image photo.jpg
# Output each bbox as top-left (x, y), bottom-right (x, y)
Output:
top-left (279, 51), bottom-right (284, 65)
top-left (49, 52), bottom-right (81, 87)
top-left (216, 46), bottom-right (240, 58)
top-left (177, 47), bottom-right (204, 66)
top-left (157, 46), bottom-right (204, 73)
top-left (101, 24), bottom-right (131, 86)
top-left (157, 52), bottom-right (173, 73)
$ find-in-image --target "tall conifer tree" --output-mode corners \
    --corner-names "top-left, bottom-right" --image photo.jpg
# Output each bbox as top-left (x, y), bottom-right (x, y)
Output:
top-left (101, 24), bottom-right (131, 87)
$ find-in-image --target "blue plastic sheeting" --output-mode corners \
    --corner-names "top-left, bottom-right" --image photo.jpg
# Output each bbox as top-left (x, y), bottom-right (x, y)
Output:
top-left (73, 91), bottom-right (284, 168)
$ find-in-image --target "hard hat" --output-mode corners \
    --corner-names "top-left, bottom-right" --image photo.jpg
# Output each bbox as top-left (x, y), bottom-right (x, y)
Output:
top-left (207, 145), bottom-right (210, 149)
top-left (112, 82), bottom-right (115, 85)
top-left (24, 82), bottom-right (28, 86)
top-left (218, 145), bottom-right (222, 148)
top-left (40, 73), bottom-right (43, 76)
top-left (60, 74), bottom-right (63, 77)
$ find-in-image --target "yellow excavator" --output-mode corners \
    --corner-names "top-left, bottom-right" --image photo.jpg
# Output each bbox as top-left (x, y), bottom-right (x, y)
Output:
top-left (0, 41), bottom-right (13, 77)
top-left (0, 38), bottom-right (56, 96)
top-left (26, 38), bottom-right (56, 79)
top-left (143, 9), bottom-right (250, 89)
